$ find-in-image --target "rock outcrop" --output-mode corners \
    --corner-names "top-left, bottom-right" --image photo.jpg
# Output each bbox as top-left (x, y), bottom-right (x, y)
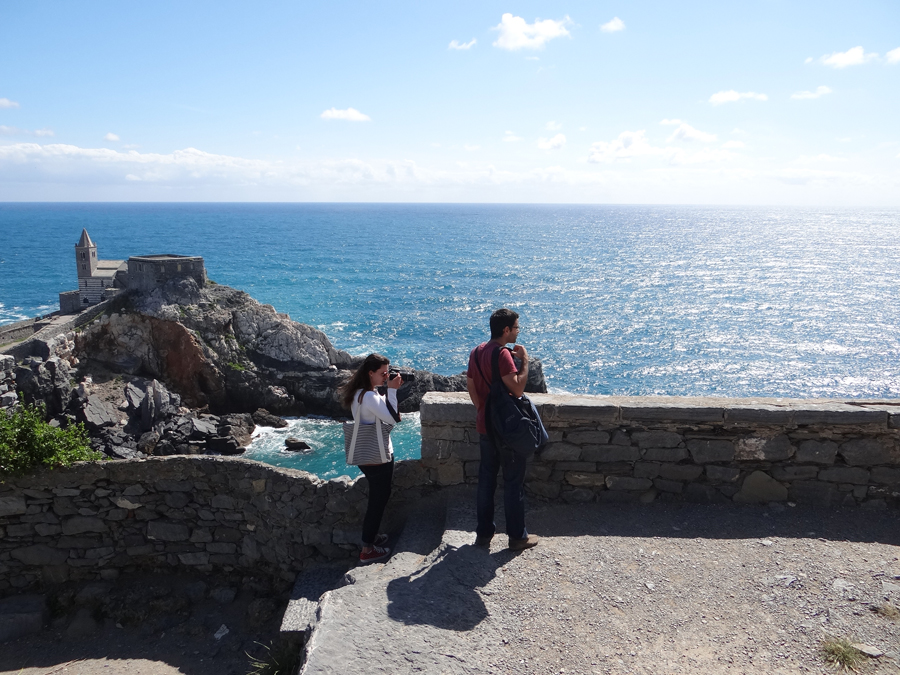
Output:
top-left (72, 279), bottom-right (481, 417)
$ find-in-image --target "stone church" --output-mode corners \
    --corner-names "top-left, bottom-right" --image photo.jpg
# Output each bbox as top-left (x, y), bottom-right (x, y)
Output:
top-left (58, 229), bottom-right (206, 314)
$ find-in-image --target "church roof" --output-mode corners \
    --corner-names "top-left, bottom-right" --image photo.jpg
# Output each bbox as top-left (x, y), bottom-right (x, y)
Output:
top-left (76, 229), bottom-right (95, 248)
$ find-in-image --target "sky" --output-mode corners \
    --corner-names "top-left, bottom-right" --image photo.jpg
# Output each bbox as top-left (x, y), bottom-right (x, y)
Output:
top-left (0, 1), bottom-right (898, 204)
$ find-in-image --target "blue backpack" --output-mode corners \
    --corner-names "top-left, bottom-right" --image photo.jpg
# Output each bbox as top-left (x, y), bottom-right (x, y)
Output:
top-left (476, 344), bottom-right (549, 458)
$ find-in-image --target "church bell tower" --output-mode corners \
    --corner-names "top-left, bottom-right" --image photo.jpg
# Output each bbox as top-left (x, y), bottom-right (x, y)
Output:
top-left (75, 228), bottom-right (98, 278)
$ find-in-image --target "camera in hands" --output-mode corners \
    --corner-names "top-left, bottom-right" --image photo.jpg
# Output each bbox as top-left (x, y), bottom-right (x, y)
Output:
top-left (388, 368), bottom-right (416, 383)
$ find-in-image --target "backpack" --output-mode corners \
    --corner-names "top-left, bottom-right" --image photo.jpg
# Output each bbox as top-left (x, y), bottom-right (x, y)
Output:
top-left (476, 344), bottom-right (549, 459)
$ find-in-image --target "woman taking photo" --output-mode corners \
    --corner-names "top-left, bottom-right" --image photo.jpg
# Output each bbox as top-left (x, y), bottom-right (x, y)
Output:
top-left (341, 353), bottom-right (402, 564)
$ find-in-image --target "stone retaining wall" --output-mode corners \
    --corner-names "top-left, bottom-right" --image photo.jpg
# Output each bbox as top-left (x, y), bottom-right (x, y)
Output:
top-left (419, 393), bottom-right (900, 508)
top-left (0, 456), bottom-right (430, 594)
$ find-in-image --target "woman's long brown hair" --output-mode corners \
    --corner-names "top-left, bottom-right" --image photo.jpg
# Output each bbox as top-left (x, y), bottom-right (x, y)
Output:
top-left (339, 353), bottom-right (390, 409)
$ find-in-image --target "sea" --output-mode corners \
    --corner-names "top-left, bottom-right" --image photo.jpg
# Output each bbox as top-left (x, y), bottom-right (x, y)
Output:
top-left (2, 203), bottom-right (899, 478)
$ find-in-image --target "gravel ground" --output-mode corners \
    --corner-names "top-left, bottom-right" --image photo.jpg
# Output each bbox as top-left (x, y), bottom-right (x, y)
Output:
top-left (474, 501), bottom-right (900, 675)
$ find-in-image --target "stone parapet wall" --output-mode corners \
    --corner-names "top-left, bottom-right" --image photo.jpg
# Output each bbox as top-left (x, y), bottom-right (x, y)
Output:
top-left (420, 393), bottom-right (900, 508)
top-left (0, 456), bottom-right (431, 594)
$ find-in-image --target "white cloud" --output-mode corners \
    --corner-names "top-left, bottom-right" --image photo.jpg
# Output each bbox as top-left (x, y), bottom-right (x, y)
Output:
top-left (887, 47), bottom-right (900, 65)
top-left (709, 90), bottom-right (768, 105)
top-left (449, 38), bottom-right (476, 50)
top-left (600, 17), bottom-right (625, 33)
top-left (464, 143), bottom-right (480, 152)
top-left (537, 134), bottom-right (566, 151)
top-left (660, 119), bottom-right (682, 126)
top-left (320, 107), bottom-right (371, 122)
top-left (805, 57), bottom-right (813, 64)
top-left (732, 128), bottom-right (747, 135)
top-left (503, 131), bottom-right (522, 142)
top-left (0, 98), bottom-right (19, 109)
top-left (791, 85), bottom-right (832, 100)
top-left (546, 121), bottom-right (562, 131)
top-left (104, 132), bottom-right (120, 142)
top-left (588, 130), bottom-right (665, 163)
top-left (492, 13), bottom-right (571, 51)
top-left (667, 122), bottom-right (717, 143)
top-left (1, 125), bottom-right (54, 137)
top-left (793, 154), bottom-right (845, 164)
top-left (821, 46), bottom-right (877, 68)
top-left (722, 140), bottom-right (745, 149)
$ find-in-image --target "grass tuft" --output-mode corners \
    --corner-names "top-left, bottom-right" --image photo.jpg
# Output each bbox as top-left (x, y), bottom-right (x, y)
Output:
top-left (874, 602), bottom-right (900, 620)
top-left (822, 636), bottom-right (865, 671)
top-left (245, 640), bottom-right (302, 675)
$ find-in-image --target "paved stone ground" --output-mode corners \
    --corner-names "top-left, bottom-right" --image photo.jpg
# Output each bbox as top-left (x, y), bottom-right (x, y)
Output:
top-left (300, 488), bottom-right (900, 675)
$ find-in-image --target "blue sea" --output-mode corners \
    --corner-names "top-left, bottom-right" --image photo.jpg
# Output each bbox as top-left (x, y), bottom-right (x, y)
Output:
top-left (2, 204), bottom-right (899, 477)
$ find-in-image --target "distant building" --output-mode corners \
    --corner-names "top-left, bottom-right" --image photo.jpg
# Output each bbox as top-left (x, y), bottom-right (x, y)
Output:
top-left (58, 229), bottom-right (206, 314)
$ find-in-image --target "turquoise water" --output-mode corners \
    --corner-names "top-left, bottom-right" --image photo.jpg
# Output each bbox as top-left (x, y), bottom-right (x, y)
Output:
top-left (243, 413), bottom-right (421, 480)
top-left (2, 203), bottom-right (899, 475)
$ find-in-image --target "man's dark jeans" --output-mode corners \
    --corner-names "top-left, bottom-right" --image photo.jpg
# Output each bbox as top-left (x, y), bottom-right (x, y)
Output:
top-left (476, 433), bottom-right (527, 541)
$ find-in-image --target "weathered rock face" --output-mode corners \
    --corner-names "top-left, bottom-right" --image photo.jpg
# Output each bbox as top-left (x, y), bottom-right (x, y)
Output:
top-left (71, 279), bottom-right (518, 418)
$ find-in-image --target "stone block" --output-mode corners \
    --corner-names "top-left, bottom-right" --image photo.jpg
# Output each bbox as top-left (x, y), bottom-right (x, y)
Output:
top-left (206, 542), bottom-right (237, 554)
top-left (723, 405), bottom-right (793, 424)
top-left (872, 467), bottom-right (900, 485)
top-left (789, 481), bottom-right (838, 506)
top-left (57, 536), bottom-right (102, 549)
top-left (734, 435), bottom-right (794, 461)
top-left (464, 461), bottom-right (479, 478)
top-left (11, 545), bottom-right (68, 566)
top-left (6, 524), bottom-right (33, 537)
top-left (605, 476), bottom-right (652, 491)
top-left (526, 481), bottom-right (561, 499)
top-left (34, 524), bottom-right (61, 537)
top-left (155, 479), bottom-right (193, 492)
top-left (581, 445), bottom-right (639, 462)
top-left (420, 437), bottom-right (451, 460)
top-left (61, 516), bottom-right (107, 536)
top-left (147, 520), bottom-right (190, 542)
top-left (436, 461), bottom-right (464, 486)
top-left (687, 439), bottom-right (734, 463)
top-left (597, 462), bottom-right (633, 475)
top-left (430, 425), bottom-right (468, 442)
top-left (839, 439), bottom-right (895, 467)
top-left (734, 471), bottom-right (788, 503)
top-left (525, 464), bottom-right (552, 481)
top-left (0, 495), bottom-right (27, 517)
top-left (792, 405), bottom-right (886, 425)
top-left (610, 431), bottom-right (631, 445)
top-left (818, 467), bottom-right (870, 485)
top-left (0, 594), bottom-right (47, 643)
top-left (565, 472), bottom-right (607, 487)
top-left (450, 441), bottom-right (480, 462)
top-left (653, 478), bottom-right (683, 493)
top-left (564, 430), bottom-right (611, 445)
top-left (705, 465), bottom-right (741, 483)
top-left (178, 552), bottom-right (210, 566)
top-left (539, 442), bottom-right (582, 462)
top-left (210, 494), bottom-right (236, 509)
top-left (634, 462), bottom-right (661, 479)
top-left (642, 447), bottom-right (688, 462)
top-left (658, 464), bottom-right (703, 481)
top-left (632, 431), bottom-right (682, 448)
top-left (540, 398), bottom-right (618, 424)
top-left (770, 465), bottom-right (819, 481)
top-left (554, 461), bottom-right (596, 472)
top-left (123, 484), bottom-right (146, 496)
top-left (620, 402), bottom-right (723, 423)
top-left (796, 440), bottom-right (838, 465)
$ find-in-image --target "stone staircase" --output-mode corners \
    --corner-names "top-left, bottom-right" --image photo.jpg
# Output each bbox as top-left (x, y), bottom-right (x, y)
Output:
top-left (280, 486), bottom-right (506, 674)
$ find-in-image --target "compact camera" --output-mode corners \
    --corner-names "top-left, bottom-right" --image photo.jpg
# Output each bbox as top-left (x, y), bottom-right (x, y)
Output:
top-left (388, 368), bottom-right (416, 383)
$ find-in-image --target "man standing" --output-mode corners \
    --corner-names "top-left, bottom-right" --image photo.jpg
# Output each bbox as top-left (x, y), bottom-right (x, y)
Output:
top-left (466, 308), bottom-right (539, 551)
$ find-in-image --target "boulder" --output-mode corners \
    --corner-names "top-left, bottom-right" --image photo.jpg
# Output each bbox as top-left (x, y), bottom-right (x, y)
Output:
top-left (285, 437), bottom-right (311, 451)
top-left (252, 408), bottom-right (289, 428)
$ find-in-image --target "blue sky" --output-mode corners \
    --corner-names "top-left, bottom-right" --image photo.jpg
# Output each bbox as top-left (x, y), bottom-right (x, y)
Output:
top-left (1, 1), bottom-right (898, 203)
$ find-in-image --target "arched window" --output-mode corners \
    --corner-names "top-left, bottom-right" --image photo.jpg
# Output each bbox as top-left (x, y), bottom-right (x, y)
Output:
top-left (81, 252), bottom-right (85, 260)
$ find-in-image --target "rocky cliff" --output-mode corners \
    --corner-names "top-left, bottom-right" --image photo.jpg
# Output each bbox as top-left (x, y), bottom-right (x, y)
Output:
top-left (73, 278), bottom-right (477, 417)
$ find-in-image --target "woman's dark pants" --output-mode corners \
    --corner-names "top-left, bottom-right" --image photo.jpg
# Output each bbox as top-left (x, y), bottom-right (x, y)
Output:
top-left (359, 460), bottom-right (394, 546)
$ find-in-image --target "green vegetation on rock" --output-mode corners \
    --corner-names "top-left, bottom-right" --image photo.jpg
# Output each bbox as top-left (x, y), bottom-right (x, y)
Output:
top-left (0, 398), bottom-right (103, 477)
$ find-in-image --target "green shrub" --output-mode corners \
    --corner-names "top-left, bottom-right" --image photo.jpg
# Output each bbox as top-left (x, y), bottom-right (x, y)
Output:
top-left (0, 398), bottom-right (104, 477)
top-left (228, 362), bottom-right (246, 371)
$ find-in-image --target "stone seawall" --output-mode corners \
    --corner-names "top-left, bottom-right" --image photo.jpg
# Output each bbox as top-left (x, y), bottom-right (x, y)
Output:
top-left (0, 456), bottom-right (431, 594)
top-left (420, 393), bottom-right (900, 508)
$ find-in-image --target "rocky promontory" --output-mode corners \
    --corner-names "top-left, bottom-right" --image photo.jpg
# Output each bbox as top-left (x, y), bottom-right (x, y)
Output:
top-left (2, 278), bottom-right (546, 460)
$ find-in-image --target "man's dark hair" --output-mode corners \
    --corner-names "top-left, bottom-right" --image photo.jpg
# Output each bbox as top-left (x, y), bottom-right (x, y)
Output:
top-left (490, 308), bottom-right (519, 340)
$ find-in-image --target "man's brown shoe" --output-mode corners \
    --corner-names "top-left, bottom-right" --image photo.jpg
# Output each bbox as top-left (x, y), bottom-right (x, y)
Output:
top-left (508, 534), bottom-right (539, 551)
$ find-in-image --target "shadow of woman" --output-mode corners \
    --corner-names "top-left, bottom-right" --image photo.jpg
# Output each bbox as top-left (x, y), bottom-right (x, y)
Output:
top-left (385, 543), bottom-right (517, 632)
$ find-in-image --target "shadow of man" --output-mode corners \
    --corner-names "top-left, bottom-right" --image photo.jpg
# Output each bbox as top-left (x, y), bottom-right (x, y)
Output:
top-left (385, 543), bottom-right (518, 632)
